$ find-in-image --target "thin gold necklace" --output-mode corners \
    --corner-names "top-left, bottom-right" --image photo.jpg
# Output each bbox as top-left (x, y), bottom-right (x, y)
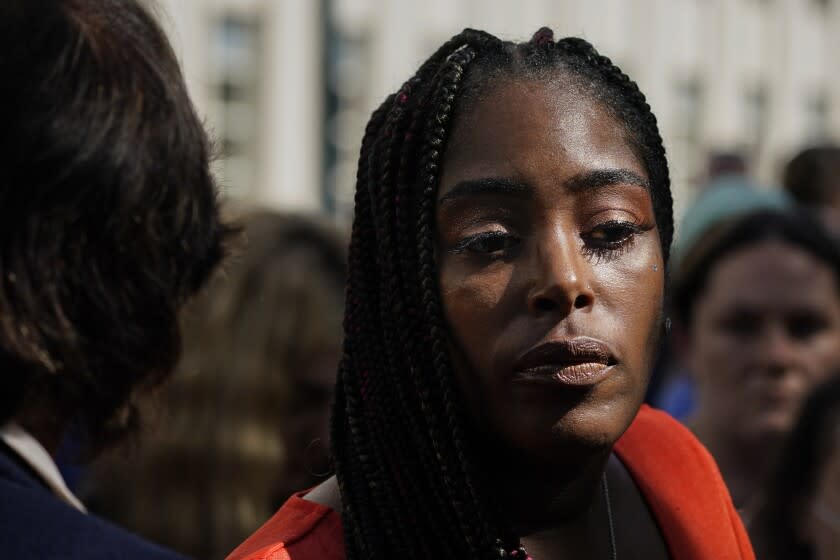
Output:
top-left (603, 472), bottom-right (618, 560)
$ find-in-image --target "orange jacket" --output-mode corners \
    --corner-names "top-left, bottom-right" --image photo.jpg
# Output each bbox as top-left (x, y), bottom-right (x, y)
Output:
top-left (227, 405), bottom-right (755, 560)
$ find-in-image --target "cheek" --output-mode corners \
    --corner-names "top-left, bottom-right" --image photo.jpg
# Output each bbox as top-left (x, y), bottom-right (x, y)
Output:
top-left (595, 240), bottom-right (664, 360)
top-left (603, 235), bottom-right (663, 304)
top-left (439, 261), bottom-right (514, 365)
top-left (688, 332), bottom-right (749, 402)
top-left (692, 328), bottom-right (742, 364)
top-left (805, 328), bottom-right (840, 376)
top-left (688, 311), bottom-right (748, 380)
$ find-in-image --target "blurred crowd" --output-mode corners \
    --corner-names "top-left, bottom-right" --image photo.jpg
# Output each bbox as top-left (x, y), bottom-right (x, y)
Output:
top-left (649, 146), bottom-right (840, 559)
top-left (72, 149), bottom-right (840, 560)
top-left (3, 1), bottom-right (840, 559)
top-left (84, 210), bottom-right (346, 558)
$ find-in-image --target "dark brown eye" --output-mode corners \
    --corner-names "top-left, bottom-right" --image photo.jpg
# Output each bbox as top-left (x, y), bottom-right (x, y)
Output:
top-left (719, 312), bottom-right (760, 337)
top-left (582, 220), bottom-right (650, 262)
top-left (787, 312), bottom-right (830, 340)
top-left (587, 221), bottom-right (644, 246)
top-left (452, 231), bottom-right (520, 258)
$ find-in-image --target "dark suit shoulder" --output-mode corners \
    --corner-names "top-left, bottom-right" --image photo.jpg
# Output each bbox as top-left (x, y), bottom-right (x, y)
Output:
top-left (0, 446), bottom-right (186, 560)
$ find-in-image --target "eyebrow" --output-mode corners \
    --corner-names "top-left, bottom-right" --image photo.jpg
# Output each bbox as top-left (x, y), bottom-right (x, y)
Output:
top-left (438, 168), bottom-right (650, 205)
top-left (438, 177), bottom-right (530, 204)
top-left (564, 168), bottom-right (650, 193)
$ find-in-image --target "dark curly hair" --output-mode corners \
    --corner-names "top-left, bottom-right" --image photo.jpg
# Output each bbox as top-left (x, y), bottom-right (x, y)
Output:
top-left (0, 0), bottom-right (233, 453)
top-left (783, 146), bottom-right (840, 207)
top-left (332, 27), bottom-right (672, 558)
top-left (672, 209), bottom-right (840, 327)
top-left (753, 374), bottom-right (840, 559)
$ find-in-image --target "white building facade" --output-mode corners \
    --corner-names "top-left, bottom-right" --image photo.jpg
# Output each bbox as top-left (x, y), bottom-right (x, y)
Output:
top-left (155, 0), bottom-right (840, 222)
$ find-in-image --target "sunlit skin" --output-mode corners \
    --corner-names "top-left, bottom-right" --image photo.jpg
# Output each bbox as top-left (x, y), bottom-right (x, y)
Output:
top-left (435, 80), bottom-right (667, 558)
top-left (688, 242), bottom-right (840, 510)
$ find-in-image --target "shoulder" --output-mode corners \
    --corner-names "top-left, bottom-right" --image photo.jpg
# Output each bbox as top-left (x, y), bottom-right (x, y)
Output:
top-left (0, 471), bottom-right (184, 559)
top-left (226, 488), bottom-right (344, 560)
top-left (616, 404), bottom-right (709, 460)
top-left (615, 405), bottom-right (755, 560)
top-left (615, 404), bottom-right (724, 511)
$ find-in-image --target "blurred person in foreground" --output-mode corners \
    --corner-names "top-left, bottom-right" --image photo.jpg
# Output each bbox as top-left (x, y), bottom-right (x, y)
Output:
top-left (0, 0), bottom-right (232, 558)
top-left (87, 210), bottom-right (346, 559)
top-left (784, 146), bottom-right (840, 213)
top-left (672, 209), bottom-right (840, 520)
top-left (752, 374), bottom-right (840, 560)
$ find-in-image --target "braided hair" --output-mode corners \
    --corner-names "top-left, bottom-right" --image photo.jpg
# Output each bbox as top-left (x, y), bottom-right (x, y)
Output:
top-left (332, 27), bottom-right (673, 559)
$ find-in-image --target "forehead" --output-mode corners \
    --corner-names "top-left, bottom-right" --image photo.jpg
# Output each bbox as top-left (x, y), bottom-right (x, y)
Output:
top-left (703, 241), bottom-right (840, 311)
top-left (440, 79), bottom-right (645, 194)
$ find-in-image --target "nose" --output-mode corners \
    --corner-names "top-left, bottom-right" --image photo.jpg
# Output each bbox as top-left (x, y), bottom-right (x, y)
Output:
top-left (526, 228), bottom-right (595, 316)
top-left (756, 322), bottom-right (799, 376)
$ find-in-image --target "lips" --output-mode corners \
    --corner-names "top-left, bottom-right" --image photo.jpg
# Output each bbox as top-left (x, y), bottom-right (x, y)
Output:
top-left (512, 337), bottom-right (616, 386)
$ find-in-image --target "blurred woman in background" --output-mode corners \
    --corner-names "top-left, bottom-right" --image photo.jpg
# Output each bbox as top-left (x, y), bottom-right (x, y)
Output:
top-left (672, 209), bottom-right (840, 519)
top-left (88, 210), bottom-right (346, 559)
top-left (752, 374), bottom-right (840, 559)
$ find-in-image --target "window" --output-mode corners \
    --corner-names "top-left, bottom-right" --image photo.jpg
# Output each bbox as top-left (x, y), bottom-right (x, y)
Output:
top-left (743, 84), bottom-right (768, 155)
top-left (323, 10), bottom-right (370, 219)
top-left (804, 91), bottom-right (830, 143)
top-left (671, 79), bottom-right (704, 188)
top-left (208, 15), bottom-right (261, 198)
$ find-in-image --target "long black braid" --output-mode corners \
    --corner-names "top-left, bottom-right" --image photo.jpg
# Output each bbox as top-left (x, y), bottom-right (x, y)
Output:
top-left (331, 27), bottom-right (674, 559)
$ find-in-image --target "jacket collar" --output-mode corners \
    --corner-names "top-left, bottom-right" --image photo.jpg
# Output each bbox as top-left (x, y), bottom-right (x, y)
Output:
top-left (0, 423), bottom-right (86, 512)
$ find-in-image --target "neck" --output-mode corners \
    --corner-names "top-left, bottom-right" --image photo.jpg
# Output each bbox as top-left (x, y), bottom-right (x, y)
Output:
top-left (16, 406), bottom-right (67, 459)
top-left (475, 434), bottom-right (611, 532)
top-left (690, 415), bottom-right (778, 510)
top-left (511, 457), bottom-right (607, 532)
top-left (482, 446), bottom-right (615, 559)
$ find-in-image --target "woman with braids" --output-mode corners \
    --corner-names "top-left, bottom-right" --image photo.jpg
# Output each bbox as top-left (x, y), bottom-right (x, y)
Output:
top-left (229, 28), bottom-right (754, 560)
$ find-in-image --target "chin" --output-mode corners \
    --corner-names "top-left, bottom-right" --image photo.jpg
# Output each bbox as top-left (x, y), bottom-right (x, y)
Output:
top-left (729, 420), bottom-right (790, 454)
top-left (494, 393), bottom-right (639, 464)
top-left (552, 403), bottom-right (637, 448)
top-left (745, 414), bottom-right (796, 442)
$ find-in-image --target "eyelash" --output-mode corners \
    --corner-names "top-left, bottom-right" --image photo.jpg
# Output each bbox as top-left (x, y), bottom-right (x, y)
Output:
top-left (450, 219), bottom-right (652, 262)
top-left (581, 219), bottom-right (652, 262)
top-left (450, 230), bottom-right (519, 260)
